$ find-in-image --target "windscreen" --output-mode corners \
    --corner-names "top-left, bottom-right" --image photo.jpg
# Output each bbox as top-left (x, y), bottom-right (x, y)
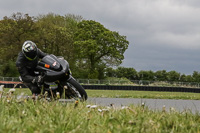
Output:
top-left (40, 55), bottom-right (61, 71)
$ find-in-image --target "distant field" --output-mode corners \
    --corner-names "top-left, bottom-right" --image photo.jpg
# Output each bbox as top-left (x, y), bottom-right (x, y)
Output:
top-left (3, 88), bottom-right (200, 100)
top-left (87, 90), bottom-right (200, 100)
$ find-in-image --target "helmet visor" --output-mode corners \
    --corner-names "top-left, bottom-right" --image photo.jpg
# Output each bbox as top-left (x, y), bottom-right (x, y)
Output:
top-left (24, 49), bottom-right (38, 60)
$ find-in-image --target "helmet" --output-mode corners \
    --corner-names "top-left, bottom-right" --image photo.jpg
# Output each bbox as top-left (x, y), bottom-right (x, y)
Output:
top-left (22, 41), bottom-right (38, 60)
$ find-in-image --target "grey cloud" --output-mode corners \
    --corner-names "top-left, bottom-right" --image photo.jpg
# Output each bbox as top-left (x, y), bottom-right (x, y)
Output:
top-left (122, 44), bottom-right (200, 74)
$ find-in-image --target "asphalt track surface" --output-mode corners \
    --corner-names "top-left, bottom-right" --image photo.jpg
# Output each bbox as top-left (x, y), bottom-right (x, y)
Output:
top-left (10, 95), bottom-right (200, 114)
top-left (87, 98), bottom-right (200, 114)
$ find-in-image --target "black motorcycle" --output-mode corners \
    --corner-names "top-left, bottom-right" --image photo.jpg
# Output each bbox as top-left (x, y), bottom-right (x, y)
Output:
top-left (35, 54), bottom-right (87, 101)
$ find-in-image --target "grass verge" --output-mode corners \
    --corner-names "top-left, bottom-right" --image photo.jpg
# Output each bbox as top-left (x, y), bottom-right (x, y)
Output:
top-left (87, 89), bottom-right (200, 100)
top-left (0, 88), bottom-right (200, 132)
top-left (3, 88), bottom-right (200, 100)
top-left (0, 95), bottom-right (200, 132)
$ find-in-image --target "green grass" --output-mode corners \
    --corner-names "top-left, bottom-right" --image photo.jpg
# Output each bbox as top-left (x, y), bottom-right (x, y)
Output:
top-left (0, 88), bottom-right (200, 132)
top-left (0, 95), bottom-right (200, 133)
top-left (87, 90), bottom-right (200, 100)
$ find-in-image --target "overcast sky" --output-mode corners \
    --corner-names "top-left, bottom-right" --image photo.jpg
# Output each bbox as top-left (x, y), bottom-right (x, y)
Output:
top-left (1, 0), bottom-right (200, 75)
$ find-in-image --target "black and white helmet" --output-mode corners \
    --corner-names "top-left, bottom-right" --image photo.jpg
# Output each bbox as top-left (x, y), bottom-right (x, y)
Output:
top-left (22, 41), bottom-right (38, 60)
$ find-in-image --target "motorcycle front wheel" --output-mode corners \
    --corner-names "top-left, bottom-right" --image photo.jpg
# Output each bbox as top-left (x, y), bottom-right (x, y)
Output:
top-left (65, 77), bottom-right (88, 101)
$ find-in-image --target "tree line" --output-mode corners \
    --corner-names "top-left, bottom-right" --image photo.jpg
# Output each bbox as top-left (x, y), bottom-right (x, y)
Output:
top-left (106, 67), bottom-right (200, 82)
top-left (0, 12), bottom-right (129, 79)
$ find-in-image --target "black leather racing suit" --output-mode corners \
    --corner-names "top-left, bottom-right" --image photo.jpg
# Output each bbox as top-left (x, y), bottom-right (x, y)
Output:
top-left (16, 49), bottom-right (47, 94)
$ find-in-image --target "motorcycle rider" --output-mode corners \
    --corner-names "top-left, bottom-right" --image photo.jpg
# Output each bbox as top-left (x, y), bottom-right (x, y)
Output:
top-left (16, 40), bottom-right (47, 97)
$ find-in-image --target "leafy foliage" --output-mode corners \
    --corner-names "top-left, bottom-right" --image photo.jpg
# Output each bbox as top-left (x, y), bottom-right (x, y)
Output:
top-left (34, 13), bottom-right (82, 72)
top-left (0, 13), bottom-right (129, 80)
top-left (0, 60), bottom-right (18, 77)
top-left (74, 20), bottom-right (129, 79)
top-left (0, 12), bottom-right (37, 61)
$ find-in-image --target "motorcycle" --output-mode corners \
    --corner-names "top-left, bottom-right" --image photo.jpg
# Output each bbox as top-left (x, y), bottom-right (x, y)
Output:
top-left (35, 54), bottom-right (88, 101)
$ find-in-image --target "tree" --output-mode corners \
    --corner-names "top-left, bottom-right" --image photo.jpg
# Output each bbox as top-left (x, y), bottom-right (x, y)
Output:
top-left (0, 60), bottom-right (18, 77)
top-left (0, 13), bottom-right (83, 77)
top-left (154, 70), bottom-right (168, 81)
top-left (192, 71), bottom-right (200, 82)
top-left (185, 75), bottom-right (193, 82)
top-left (146, 70), bottom-right (155, 81)
top-left (0, 13), bottom-right (38, 76)
top-left (180, 74), bottom-right (187, 82)
top-left (0, 12), bottom-right (37, 62)
top-left (106, 67), bottom-right (117, 78)
top-left (35, 13), bottom-right (83, 77)
top-left (115, 67), bottom-right (137, 80)
top-left (167, 71), bottom-right (181, 81)
top-left (138, 70), bottom-right (155, 80)
top-left (74, 20), bottom-right (129, 79)
top-left (35, 13), bottom-right (79, 58)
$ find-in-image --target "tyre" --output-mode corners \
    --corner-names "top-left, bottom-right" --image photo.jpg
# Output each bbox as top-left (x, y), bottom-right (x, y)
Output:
top-left (65, 77), bottom-right (88, 100)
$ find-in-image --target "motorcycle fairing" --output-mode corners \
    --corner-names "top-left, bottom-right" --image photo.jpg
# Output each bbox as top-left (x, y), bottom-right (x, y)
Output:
top-left (36, 54), bottom-right (70, 82)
